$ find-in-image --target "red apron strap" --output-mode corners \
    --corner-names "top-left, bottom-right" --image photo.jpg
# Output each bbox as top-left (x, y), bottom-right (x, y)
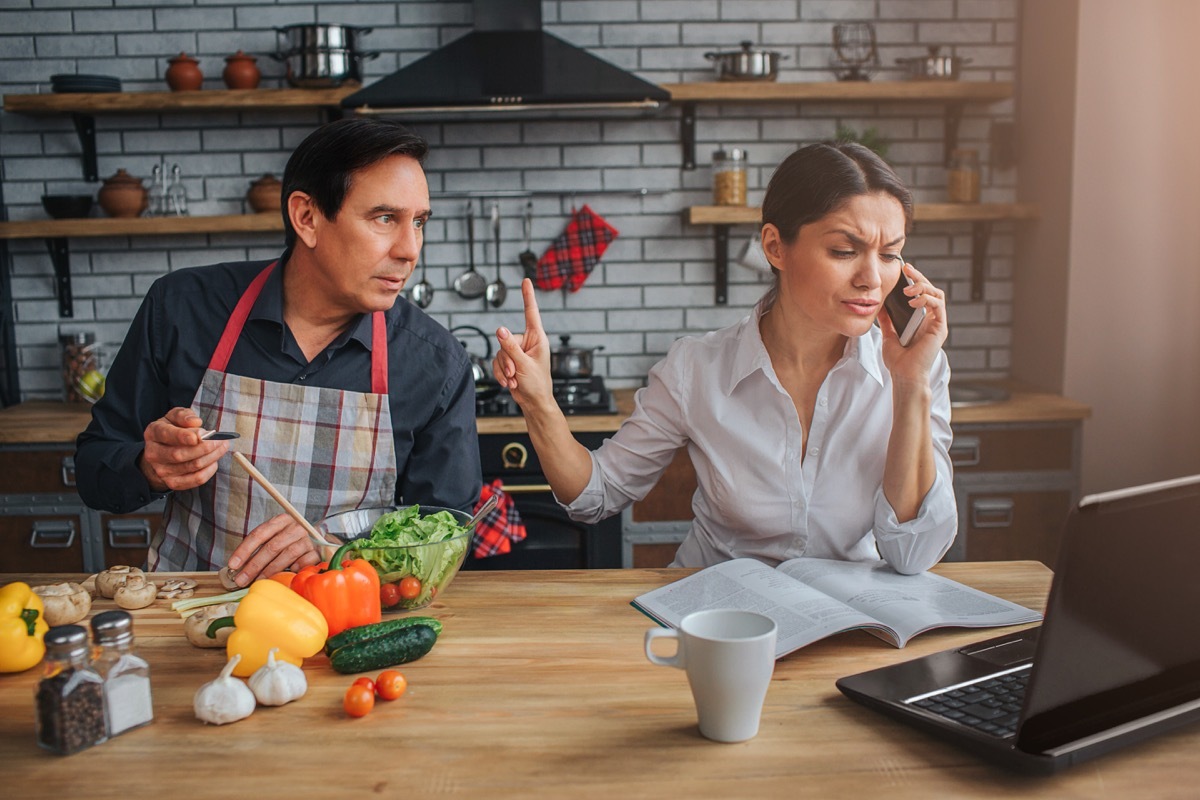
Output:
top-left (371, 311), bottom-right (389, 395)
top-left (208, 262), bottom-right (275, 372)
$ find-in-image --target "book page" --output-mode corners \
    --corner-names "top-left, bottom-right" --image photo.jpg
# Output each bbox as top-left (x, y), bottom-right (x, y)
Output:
top-left (632, 558), bottom-right (888, 656)
top-left (776, 558), bottom-right (1041, 645)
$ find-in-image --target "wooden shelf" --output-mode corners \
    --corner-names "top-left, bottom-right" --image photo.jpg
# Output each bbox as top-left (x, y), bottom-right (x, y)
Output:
top-left (0, 213), bottom-right (281, 241)
top-left (687, 203), bottom-right (1038, 226)
top-left (662, 80), bottom-right (1012, 103)
top-left (2, 86), bottom-right (357, 114)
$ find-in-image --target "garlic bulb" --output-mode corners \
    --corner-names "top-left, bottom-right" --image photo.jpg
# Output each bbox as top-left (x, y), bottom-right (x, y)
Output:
top-left (194, 653), bottom-right (256, 725)
top-left (248, 647), bottom-right (308, 706)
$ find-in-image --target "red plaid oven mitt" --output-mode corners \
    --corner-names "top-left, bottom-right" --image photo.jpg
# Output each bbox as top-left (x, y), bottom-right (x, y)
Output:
top-left (533, 204), bottom-right (619, 293)
top-left (471, 479), bottom-right (527, 559)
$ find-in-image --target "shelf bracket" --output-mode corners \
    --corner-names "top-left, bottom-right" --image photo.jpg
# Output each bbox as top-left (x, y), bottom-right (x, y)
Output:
top-left (680, 102), bottom-right (697, 171)
top-left (970, 221), bottom-right (992, 302)
top-left (714, 224), bottom-right (729, 305)
top-left (943, 103), bottom-right (964, 165)
top-left (44, 237), bottom-right (74, 318)
top-left (72, 114), bottom-right (98, 182)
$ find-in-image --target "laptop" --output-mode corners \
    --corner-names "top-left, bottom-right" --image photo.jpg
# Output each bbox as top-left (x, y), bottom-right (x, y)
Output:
top-left (836, 473), bottom-right (1200, 774)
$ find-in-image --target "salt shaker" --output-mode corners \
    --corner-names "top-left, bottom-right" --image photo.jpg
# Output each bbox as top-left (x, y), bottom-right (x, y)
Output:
top-left (90, 610), bottom-right (154, 737)
top-left (35, 625), bottom-right (108, 755)
top-left (712, 146), bottom-right (747, 206)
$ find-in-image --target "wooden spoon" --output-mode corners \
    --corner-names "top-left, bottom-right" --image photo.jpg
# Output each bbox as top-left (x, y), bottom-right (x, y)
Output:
top-left (230, 450), bottom-right (328, 545)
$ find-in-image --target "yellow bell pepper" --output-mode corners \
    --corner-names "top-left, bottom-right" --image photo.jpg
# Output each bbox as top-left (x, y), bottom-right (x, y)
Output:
top-left (206, 578), bottom-right (327, 677)
top-left (1, 582), bottom-right (50, 673)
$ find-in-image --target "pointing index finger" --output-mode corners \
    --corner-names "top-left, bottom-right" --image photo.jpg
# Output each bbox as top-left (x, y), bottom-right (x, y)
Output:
top-left (521, 278), bottom-right (545, 338)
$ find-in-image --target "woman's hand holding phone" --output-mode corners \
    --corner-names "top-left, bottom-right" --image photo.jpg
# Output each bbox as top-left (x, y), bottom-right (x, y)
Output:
top-left (879, 260), bottom-right (949, 384)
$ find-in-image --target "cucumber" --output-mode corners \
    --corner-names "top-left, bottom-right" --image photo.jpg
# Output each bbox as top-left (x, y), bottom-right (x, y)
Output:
top-left (328, 623), bottom-right (439, 674)
top-left (324, 616), bottom-right (443, 656)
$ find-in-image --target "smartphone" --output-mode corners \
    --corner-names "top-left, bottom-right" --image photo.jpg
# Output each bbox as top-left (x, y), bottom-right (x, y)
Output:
top-left (883, 269), bottom-right (927, 347)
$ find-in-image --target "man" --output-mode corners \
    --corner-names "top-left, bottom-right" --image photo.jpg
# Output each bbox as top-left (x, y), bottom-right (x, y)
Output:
top-left (76, 118), bottom-right (481, 584)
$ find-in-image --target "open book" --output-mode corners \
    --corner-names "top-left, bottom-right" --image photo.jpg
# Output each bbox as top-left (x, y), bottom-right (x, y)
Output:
top-left (632, 557), bottom-right (1041, 657)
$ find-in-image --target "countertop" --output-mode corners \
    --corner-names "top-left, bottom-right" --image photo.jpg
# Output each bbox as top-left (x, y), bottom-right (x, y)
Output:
top-left (4, 563), bottom-right (1195, 798)
top-left (0, 385), bottom-right (1089, 445)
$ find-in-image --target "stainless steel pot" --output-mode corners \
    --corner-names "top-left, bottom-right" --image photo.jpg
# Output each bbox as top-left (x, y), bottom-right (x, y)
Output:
top-left (450, 325), bottom-right (496, 389)
top-left (895, 46), bottom-right (971, 81)
top-left (272, 48), bottom-right (379, 88)
top-left (276, 23), bottom-right (372, 53)
top-left (550, 335), bottom-right (604, 379)
top-left (704, 41), bottom-right (788, 82)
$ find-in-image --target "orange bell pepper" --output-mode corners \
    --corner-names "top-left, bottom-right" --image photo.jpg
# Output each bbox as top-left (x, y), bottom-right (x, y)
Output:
top-left (291, 542), bottom-right (381, 637)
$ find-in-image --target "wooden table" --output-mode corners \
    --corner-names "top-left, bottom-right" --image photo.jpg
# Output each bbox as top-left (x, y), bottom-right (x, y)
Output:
top-left (2, 564), bottom-right (1196, 798)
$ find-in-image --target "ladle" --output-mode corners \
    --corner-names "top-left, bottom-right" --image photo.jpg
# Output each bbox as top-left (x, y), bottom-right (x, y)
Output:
top-left (518, 200), bottom-right (538, 279)
top-left (410, 248), bottom-right (434, 308)
top-left (453, 201), bottom-right (487, 300)
top-left (485, 202), bottom-right (507, 308)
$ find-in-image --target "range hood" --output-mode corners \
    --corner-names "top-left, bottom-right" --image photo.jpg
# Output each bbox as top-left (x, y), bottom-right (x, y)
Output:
top-left (341, 0), bottom-right (669, 118)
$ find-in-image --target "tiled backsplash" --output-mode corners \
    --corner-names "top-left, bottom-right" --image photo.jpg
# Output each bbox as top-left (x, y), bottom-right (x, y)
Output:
top-left (0, 0), bottom-right (1019, 401)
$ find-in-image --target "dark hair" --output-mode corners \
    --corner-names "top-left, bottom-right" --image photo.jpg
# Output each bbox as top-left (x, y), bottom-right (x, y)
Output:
top-left (761, 142), bottom-right (913, 244)
top-left (280, 118), bottom-right (429, 250)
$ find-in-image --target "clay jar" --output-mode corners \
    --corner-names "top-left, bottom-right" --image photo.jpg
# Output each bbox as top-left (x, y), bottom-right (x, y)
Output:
top-left (98, 169), bottom-right (148, 218)
top-left (223, 51), bottom-right (260, 90)
top-left (165, 53), bottom-right (203, 92)
top-left (246, 174), bottom-right (282, 213)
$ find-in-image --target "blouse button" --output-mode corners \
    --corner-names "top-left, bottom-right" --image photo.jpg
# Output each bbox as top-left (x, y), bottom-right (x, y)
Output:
top-left (809, 447), bottom-right (820, 457)
top-left (818, 397), bottom-right (828, 407)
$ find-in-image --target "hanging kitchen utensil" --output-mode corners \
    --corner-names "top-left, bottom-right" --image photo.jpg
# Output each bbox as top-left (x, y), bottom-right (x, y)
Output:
top-left (453, 202), bottom-right (487, 300)
top-left (533, 204), bottom-right (619, 293)
top-left (410, 247), bottom-right (434, 308)
top-left (518, 200), bottom-right (538, 279)
top-left (485, 202), bottom-right (507, 308)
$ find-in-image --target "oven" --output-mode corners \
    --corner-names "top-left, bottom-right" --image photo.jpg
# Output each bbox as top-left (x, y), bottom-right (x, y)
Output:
top-left (464, 378), bottom-right (623, 571)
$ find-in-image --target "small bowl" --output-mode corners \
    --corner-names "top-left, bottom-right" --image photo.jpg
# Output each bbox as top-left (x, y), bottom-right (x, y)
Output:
top-left (42, 194), bottom-right (94, 219)
top-left (313, 505), bottom-right (474, 612)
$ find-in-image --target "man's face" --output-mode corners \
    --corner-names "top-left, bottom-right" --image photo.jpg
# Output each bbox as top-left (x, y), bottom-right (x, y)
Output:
top-left (306, 154), bottom-right (430, 316)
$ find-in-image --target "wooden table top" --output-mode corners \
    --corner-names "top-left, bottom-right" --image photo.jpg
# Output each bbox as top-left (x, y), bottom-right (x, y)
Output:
top-left (1, 563), bottom-right (1196, 798)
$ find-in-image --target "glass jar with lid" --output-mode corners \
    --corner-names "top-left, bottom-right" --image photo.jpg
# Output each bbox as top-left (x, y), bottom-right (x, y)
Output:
top-left (947, 148), bottom-right (981, 203)
top-left (712, 146), bottom-right (748, 206)
top-left (35, 625), bottom-right (108, 755)
top-left (91, 610), bottom-right (154, 736)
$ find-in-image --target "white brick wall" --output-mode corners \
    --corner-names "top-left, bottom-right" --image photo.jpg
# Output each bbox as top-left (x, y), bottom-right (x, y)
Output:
top-left (1, 0), bottom-right (1020, 401)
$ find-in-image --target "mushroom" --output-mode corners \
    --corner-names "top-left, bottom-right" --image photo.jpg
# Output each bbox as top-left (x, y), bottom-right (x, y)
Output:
top-left (218, 566), bottom-right (241, 591)
top-left (95, 565), bottom-right (145, 599)
top-left (183, 602), bottom-right (240, 648)
top-left (32, 582), bottom-right (92, 626)
top-left (113, 574), bottom-right (158, 610)
top-left (157, 578), bottom-right (198, 600)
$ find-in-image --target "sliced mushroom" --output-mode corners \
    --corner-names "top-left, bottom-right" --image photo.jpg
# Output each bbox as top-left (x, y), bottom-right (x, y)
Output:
top-left (157, 578), bottom-right (198, 599)
top-left (218, 566), bottom-right (240, 591)
top-left (32, 582), bottom-right (92, 626)
top-left (96, 565), bottom-right (145, 599)
top-left (184, 602), bottom-right (241, 648)
top-left (114, 574), bottom-right (158, 610)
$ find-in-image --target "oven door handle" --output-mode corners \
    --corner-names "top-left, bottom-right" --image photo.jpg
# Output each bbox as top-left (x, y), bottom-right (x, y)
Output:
top-left (496, 482), bottom-right (554, 494)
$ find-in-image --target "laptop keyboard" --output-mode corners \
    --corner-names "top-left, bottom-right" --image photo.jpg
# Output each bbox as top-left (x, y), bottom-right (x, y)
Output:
top-left (907, 666), bottom-right (1030, 739)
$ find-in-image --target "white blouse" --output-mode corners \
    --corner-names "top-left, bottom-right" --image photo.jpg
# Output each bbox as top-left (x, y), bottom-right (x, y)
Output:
top-left (563, 309), bottom-right (957, 572)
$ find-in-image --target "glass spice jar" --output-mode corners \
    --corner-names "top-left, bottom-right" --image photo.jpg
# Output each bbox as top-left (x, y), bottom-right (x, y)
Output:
top-left (36, 625), bottom-right (108, 755)
top-left (60, 331), bottom-right (99, 404)
top-left (91, 610), bottom-right (154, 737)
top-left (947, 148), bottom-right (981, 203)
top-left (712, 146), bottom-right (748, 206)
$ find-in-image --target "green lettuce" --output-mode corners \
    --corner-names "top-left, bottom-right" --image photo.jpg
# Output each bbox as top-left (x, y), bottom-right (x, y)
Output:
top-left (350, 505), bottom-right (470, 607)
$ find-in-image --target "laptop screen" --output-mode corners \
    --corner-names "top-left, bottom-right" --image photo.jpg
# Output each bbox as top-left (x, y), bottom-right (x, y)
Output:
top-left (1017, 475), bottom-right (1200, 753)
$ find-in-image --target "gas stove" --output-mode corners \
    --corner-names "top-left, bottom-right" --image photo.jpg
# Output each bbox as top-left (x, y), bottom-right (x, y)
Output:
top-left (476, 376), bottom-right (616, 417)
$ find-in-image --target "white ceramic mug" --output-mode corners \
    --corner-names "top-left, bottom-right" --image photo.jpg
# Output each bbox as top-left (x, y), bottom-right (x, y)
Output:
top-left (644, 609), bottom-right (777, 742)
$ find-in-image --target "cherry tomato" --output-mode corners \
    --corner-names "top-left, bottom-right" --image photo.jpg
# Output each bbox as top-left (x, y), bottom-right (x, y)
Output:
top-left (380, 582), bottom-right (400, 608)
top-left (398, 576), bottom-right (422, 600)
top-left (353, 676), bottom-right (376, 694)
top-left (375, 670), bottom-right (407, 701)
top-left (343, 684), bottom-right (375, 718)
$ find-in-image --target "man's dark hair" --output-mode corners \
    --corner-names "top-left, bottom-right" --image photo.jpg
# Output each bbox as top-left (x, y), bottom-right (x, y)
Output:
top-left (280, 118), bottom-right (429, 250)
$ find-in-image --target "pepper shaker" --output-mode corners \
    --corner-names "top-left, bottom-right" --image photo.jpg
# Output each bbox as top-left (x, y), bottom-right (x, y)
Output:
top-left (35, 625), bottom-right (108, 755)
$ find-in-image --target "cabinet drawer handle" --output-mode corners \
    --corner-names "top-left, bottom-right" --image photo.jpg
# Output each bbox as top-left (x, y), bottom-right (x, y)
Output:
top-left (60, 456), bottom-right (77, 487)
top-left (496, 482), bottom-right (553, 494)
top-left (950, 435), bottom-right (981, 467)
top-left (108, 518), bottom-right (153, 549)
top-left (971, 497), bottom-right (1015, 529)
top-left (30, 520), bottom-right (76, 549)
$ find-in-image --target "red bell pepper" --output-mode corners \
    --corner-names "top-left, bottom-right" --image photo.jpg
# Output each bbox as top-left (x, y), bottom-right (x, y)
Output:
top-left (291, 542), bottom-right (382, 637)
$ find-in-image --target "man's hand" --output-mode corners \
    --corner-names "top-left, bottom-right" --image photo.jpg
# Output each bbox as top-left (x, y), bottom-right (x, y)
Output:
top-left (226, 514), bottom-right (322, 586)
top-left (139, 407), bottom-right (228, 492)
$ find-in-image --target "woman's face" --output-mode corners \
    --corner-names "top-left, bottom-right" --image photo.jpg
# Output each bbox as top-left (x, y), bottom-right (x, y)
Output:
top-left (762, 191), bottom-right (907, 340)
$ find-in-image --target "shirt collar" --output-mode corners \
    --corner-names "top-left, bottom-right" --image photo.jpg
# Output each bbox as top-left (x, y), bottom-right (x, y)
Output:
top-left (725, 299), bottom-right (886, 394)
top-left (248, 258), bottom-right (374, 351)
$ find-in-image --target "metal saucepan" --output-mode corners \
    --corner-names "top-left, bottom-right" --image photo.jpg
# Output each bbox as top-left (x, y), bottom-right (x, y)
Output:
top-left (454, 203), bottom-right (488, 300)
top-left (895, 46), bottom-right (971, 81)
top-left (275, 23), bottom-right (372, 53)
top-left (450, 324), bottom-right (500, 399)
top-left (704, 41), bottom-right (788, 82)
top-left (272, 48), bottom-right (379, 88)
top-left (550, 335), bottom-right (604, 379)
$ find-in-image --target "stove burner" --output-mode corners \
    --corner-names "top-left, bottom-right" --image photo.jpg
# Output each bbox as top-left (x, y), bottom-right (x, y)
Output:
top-left (476, 376), bottom-right (615, 417)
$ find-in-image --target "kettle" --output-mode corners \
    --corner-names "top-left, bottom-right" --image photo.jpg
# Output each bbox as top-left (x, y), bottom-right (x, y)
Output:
top-left (449, 325), bottom-right (495, 388)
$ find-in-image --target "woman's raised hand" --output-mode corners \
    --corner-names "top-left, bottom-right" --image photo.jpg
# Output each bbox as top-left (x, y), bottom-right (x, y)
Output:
top-left (879, 261), bottom-right (949, 385)
top-left (494, 279), bottom-right (557, 412)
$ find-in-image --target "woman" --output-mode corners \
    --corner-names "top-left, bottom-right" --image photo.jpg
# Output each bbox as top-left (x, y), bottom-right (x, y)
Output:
top-left (493, 143), bottom-right (956, 572)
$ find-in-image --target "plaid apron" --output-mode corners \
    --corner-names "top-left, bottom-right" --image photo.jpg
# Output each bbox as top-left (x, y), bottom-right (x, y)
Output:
top-left (150, 262), bottom-right (397, 571)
